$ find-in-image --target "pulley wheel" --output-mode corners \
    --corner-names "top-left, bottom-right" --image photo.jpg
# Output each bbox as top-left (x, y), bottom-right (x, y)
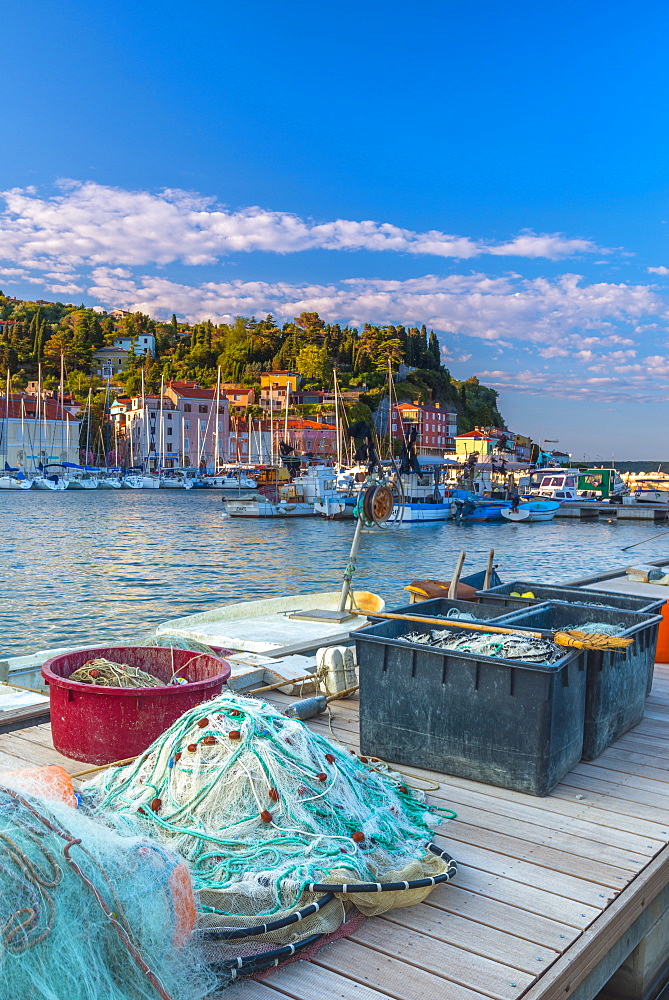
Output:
top-left (362, 483), bottom-right (394, 524)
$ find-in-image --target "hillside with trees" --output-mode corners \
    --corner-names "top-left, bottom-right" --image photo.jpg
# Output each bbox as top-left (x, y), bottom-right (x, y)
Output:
top-left (0, 292), bottom-right (506, 432)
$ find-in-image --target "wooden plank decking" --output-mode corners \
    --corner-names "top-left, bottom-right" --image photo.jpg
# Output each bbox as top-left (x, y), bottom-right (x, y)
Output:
top-left (2, 666), bottom-right (669, 1000)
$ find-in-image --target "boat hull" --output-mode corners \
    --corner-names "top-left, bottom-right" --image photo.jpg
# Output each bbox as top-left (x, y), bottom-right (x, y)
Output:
top-left (32, 478), bottom-right (68, 491)
top-left (0, 476), bottom-right (32, 490)
top-left (389, 502), bottom-right (454, 523)
top-left (224, 498), bottom-right (315, 517)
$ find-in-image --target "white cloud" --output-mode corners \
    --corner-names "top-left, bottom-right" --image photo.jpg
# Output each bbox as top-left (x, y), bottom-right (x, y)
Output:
top-left (84, 267), bottom-right (668, 346)
top-left (0, 180), bottom-right (604, 270)
top-left (648, 266), bottom-right (669, 275)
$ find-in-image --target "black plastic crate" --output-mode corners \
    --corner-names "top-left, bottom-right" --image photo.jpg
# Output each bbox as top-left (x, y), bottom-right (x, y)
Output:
top-left (356, 617), bottom-right (586, 796)
top-left (383, 596), bottom-right (518, 621)
top-left (477, 580), bottom-right (666, 615)
top-left (500, 601), bottom-right (662, 759)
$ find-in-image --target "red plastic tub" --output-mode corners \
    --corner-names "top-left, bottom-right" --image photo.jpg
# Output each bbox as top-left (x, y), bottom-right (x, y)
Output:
top-left (42, 646), bottom-right (231, 765)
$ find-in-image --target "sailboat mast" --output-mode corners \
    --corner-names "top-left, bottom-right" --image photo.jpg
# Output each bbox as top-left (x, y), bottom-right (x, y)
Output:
top-left (37, 363), bottom-right (43, 470)
top-left (85, 389), bottom-right (92, 466)
top-left (181, 415), bottom-right (186, 468)
top-left (141, 370), bottom-right (147, 470)
top-left (4, 369), bottom-right (9, 471)
top-left (334, 369), bottom-right (341, 469)
top-left (214, 366), bottom-right (221, 473)
top-left (159, 374), bottom-right (165, 473)
top-left (20, 397), bottom-right (25, 471)
top-left (284, 383), bottom-right (289, 444)
top-left (59, 353), bottom-right (65, 462)
top-left (270, 391), bottom-right (274, 465)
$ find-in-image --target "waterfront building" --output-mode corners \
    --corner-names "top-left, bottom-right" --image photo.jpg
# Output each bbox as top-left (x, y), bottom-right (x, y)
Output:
top-left (0, 393), bottom-right (81, 470)
top-left (113, 381), bottom-right (230, 470)
top-left (391, 401), bottom-right (458, 456)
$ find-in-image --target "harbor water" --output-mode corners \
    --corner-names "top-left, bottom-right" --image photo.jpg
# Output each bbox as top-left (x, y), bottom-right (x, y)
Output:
top-left (2, 490), bottom-right (669, 657)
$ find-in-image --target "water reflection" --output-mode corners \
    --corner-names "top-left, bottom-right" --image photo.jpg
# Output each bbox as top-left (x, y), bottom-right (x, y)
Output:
top-left (1, 491), bottom-right (667, 656)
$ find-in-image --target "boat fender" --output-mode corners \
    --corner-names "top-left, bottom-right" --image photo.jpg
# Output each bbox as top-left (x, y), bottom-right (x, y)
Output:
top-left (316, 645), bottom-right (353, 697)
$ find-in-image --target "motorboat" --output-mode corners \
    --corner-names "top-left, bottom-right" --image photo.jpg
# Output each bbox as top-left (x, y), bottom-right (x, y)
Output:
top-left (518, 468), bottom-right (628, 515)
top-left (501, 499), bottom-right (561, 522)
top-left (96, 475), bottom-right (123, 489)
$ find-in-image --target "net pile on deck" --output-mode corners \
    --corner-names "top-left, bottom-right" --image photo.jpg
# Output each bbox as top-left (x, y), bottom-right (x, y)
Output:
top-left (0, 780), bottom-right (213, 1000)
top-left (82, 692), bottom-right (456, 970)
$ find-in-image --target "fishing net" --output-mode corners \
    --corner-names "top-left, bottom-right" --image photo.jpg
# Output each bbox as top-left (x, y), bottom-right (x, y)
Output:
top-left (401, 628), bottom-right (565, 663)
top-left (561, 621), bottom-right (624, 636)
top-left (82, 692), bottom-right (456, 955)
top-left (0, 781), bottom-right (215, 1000)
top-left (141, 635), bottom-right (221, 655)
top-left (70, 657), bottom-right (164, 687)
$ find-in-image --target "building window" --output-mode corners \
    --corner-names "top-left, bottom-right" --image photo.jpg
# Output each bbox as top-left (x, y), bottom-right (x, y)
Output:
top-left (167, 427), bottom-right (172, 436)
top-left (199, 405), bottom-right (208, 413)
top-left (184, 420), bottom-right (190, 430)
top-left (184, 404), bottom-right (191, 412)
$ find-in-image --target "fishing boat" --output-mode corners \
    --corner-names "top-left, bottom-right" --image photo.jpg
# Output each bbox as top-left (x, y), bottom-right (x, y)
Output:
top-left (449, 489), bottom-right (512, 521)
top-left (501, 499), bottom-right (560, 522)
top-left (156, 590), bottom-right (385, 655)
top-left (225, 465), bottom-right (339, 518)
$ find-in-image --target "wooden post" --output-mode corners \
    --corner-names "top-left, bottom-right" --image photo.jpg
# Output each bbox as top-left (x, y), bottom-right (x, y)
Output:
top-left (448, 551), bottom-right (466, 599)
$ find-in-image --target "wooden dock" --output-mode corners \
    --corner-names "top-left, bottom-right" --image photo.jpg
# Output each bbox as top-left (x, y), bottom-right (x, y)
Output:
top-left (2, 668), bottom-right (669, 1000)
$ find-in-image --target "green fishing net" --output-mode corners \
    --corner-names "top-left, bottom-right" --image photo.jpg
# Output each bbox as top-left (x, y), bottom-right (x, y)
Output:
top-left (82, 693), bottom-right (455, 942)
top-left (0, 783), bottom-right (215, 1000)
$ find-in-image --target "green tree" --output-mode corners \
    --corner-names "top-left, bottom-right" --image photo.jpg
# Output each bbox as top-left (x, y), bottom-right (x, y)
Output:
top-left (296, 345), bottom-right (332, 383)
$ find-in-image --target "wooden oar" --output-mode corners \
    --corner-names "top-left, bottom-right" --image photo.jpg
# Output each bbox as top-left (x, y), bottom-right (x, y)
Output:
top-left (368, 611), bottom-right (633, 651)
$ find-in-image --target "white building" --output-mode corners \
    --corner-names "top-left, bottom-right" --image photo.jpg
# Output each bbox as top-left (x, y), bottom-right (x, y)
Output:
top-left (1, 395), bottom-right (81, 471)
top-left (113, 334), bottom-right (156, 357)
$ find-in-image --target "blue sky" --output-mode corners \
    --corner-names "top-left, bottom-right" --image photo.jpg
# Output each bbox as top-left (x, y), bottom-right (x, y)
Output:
top-left (2, 0), bottom-right (669, 457)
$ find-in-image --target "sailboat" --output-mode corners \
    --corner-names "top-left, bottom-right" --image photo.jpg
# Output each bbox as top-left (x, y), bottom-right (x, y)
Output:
top-left (0, 373), bottom-right (32, 489)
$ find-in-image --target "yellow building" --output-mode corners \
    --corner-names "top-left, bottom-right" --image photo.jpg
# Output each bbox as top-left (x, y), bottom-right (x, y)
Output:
top-left (260, 371), bottom-right (301, 392)
top-left (454, 429), bottom-right (495, 456)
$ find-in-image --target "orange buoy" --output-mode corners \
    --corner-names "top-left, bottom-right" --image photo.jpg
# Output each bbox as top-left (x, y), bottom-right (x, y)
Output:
top-left (228, 730), bottom-right (241, 740)
top-left (352, 831), bottom-right (365, 843)
top-left (260, 809), bottom-right (273, 823)
top-left (168, 861), bottom-right (197, 947)
top-left (0, 766), bottom-right (77, 808)
top-left (197, 718), bottom-right (209, 729)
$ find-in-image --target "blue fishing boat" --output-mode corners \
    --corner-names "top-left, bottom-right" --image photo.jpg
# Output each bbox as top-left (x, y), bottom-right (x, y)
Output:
top-left (501, 499), bottom-right (560, 522)
top-left (449, 489), bottom-right (512, 522)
